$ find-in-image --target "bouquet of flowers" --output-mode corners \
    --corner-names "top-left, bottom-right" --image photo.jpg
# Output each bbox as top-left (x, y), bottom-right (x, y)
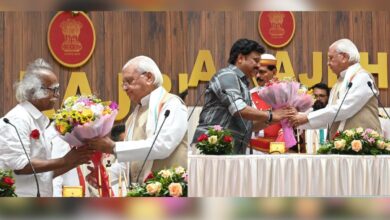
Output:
top-left (127, 166), bottom-right (188, 197)
top-left (317, 127), bottom-right (390, 155)
top-left (195, 125), bottom-right (234, 155)
top-left (258, 77), bottom-right (314, 148)
top-left (0, 170), bottom-right (17, 197)
top-left (53, 95), bottom-right (119, 197)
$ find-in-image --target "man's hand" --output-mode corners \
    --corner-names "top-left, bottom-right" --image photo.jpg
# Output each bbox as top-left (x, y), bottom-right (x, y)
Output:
top-left (63, 147), bottom-right (94, 168)
top-left (289, 113), bottom-right (309, 127)
top-left (272, 106), bottom-right (297, 122)
top-left (86, 136), bottom-right (115, 154)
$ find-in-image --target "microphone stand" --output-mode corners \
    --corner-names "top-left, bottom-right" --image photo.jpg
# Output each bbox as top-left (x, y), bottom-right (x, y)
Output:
top-left (367, 81), bottom-right (390, 119)
top-left (187, 84), bottom-right (208, 121)
top-left (135, 110), bottom-right (170, 183)
top-left (327, 82), bottom-right (353, 141)
top-left (3, 118), bottom-right (40, 197)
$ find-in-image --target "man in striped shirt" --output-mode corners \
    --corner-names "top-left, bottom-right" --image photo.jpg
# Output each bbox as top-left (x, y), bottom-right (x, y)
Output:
top-left (193, 39), bottom-right (293, 154)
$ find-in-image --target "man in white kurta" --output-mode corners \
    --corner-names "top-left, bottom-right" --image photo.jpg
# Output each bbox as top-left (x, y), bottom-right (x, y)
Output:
top-left (0, 58), bottom-right (92, 197)
top-left (87, 56), bottom-right (188, 185)
top-left (290, 39), bottom-right (381, 139)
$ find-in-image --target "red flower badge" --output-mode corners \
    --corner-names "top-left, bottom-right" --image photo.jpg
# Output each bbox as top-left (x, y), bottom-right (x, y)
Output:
top-left (2, 177), bottom-right (14, 186)
top-left (30, 129), bottom-right (40, 140)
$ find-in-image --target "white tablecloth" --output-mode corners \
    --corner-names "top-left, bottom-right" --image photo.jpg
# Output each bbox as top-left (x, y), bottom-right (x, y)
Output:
top-left (189, 154), bottom-right (390, 197)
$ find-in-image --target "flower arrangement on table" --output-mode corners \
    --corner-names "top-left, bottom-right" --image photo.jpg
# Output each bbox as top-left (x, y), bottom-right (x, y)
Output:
top-left (258, 77), bottom-right (314, 148)
top-left (317, 127), bottom-right (390, 155)
top-left (0, 170), bottom-right (17, 197)
top-left (195, 125), bottom-right (234, 155)
top-left (127, 166), bottom-right (188, 197)
top-left (53, 95), bottom-right (118, 197)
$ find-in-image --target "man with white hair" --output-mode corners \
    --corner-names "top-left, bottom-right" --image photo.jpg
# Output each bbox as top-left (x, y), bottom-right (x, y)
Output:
top-left (290, 38), bottom-right (381, 139)
top-left (0, 58), bottom-right (92, 197)
top-left (87, 55), bottom-right (188, 185)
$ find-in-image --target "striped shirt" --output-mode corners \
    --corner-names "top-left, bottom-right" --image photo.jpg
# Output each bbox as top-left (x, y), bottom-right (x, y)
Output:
top-left (193, 65), bottom-right (253, 154)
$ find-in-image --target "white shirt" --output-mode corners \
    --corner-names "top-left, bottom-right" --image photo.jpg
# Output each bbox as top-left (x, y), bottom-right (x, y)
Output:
top-left (46, 124), bottom-right (81, 197)
top-left (0, 102), bottom-right (53, 197)
top-left (115, 87), bottom-right (188, 163)
top-left (299, 63), bottom-right (378, 130)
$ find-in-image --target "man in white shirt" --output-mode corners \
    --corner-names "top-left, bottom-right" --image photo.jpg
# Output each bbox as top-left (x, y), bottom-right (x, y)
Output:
top-left (0, 58), bottom-right (92, 197)
top-left (86, 56), bottom-right (188, 184)
top-left (290, 39), bottom-right (381, 140)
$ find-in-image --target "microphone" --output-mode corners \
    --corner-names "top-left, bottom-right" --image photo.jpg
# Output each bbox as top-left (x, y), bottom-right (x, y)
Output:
top-left (327, 82), bottom-right (353, 141)
top-left (367, 81), bottom-right (390, 119)
top-left (187, 84), bottom-right (208, 121)
top-left (221, 90), bottom-right (251, 154)
top-left (136, 109), bottom-right (170, 183)
top-left (3, 118), bottom-right (40, 197)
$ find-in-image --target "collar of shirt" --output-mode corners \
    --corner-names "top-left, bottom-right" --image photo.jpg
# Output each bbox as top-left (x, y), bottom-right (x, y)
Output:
top-left (139, 92), bottom-right (151, 107)
top-left (228, 64), bottom-right (250, 86)
top-left (340, 63), bottom-right (360, 79)
top-left (20, 101), bottom-right (49, 130)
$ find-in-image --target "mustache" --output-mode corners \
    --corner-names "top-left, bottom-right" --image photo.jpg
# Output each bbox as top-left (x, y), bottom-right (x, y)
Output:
top-left (256, 77), bottom-right (264, 82)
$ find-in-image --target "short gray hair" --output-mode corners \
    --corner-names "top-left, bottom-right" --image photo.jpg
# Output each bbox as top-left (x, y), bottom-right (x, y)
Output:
top-left (122, 55), bottom-right (163, 87)
top-left (15, 58), bottom-right (54, 103)
top-left (330, 38), bottom-right (360, 63)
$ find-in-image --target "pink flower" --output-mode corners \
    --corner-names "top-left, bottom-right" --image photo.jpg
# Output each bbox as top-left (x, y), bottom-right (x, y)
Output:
top-left (109, 101), bottom-right (119, 110)
top-left (30, 129), bottom-right (40, 140)
top-left (213, 125), bottom-right (222, 131)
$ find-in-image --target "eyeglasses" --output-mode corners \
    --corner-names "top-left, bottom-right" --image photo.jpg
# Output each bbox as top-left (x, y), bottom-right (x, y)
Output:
top-left (121, 72), bottom-right (146, 89)
top-left (41, 85), bottom-right (60, 94)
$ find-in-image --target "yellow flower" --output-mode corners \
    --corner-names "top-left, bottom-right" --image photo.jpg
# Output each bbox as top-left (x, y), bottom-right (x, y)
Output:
top-left (158, 169), bottom-right (173, 179)
top-left (168, 183), bottom-right (183, 197)
top-left (344, 130), bottom-right (355, 137)
top-left (377, 140), bottom-right (386, 150)
top-left (351, 140), bottom-right (363, 152)
top-left (371, 131), bottom-right (380, 138)
top-left (208, 135), bottom-right (218, 144)
top-left (81, 109), bottom-right (93, 118)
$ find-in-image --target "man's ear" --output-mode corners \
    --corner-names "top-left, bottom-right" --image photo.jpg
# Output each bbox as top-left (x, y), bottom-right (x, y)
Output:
top-left (145, 72), bottom-right (155, 85)
top-left (236, 54), bottom-right (245, 65)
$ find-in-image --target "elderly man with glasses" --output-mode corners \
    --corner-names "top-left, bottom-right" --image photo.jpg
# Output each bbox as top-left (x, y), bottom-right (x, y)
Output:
top-left (86, 55), bottom-right (188, 186)
top-left (290, 38), bottom-right (382, 140)
top-left (0, 58), bottom-right (93, 197)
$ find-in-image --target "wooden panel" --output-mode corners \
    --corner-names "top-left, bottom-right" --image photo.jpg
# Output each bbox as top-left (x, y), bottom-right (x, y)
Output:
top-left (1, 11), bottom-right (390, 119)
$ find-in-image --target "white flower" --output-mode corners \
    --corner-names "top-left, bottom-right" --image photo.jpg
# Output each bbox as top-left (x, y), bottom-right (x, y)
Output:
top-left (356, 127), bottom-right (364, 133)
top-left (208, 135), bottom-right (218, 144)
top-left (158, 169), bottom-right (173, 179)
top-left (71, 102), bottom-right (86, 111)
top-left (90, 104), bottom-right (104, 115)
top-left (174, 166), bottom-right (185, 175)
